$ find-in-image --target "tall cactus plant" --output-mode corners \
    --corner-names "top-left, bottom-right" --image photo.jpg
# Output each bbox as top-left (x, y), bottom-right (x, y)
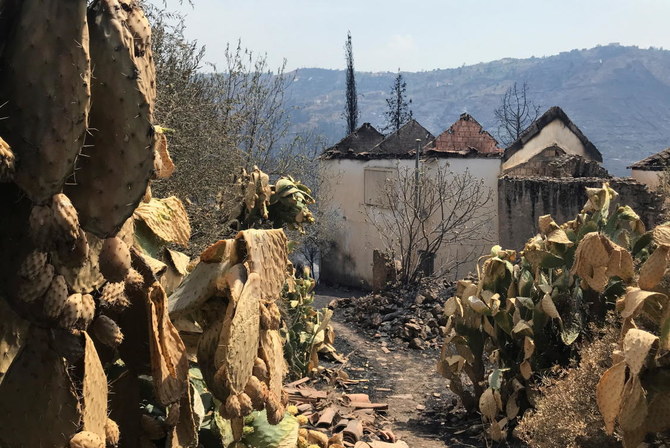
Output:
top-left (0, 2), bottom-right (306, 447)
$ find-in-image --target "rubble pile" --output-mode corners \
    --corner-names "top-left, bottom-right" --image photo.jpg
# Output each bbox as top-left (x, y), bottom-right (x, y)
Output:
top-left (336, 279), bottom-right (456, 350)
top-left (285, 377), bottom-right (409, 448)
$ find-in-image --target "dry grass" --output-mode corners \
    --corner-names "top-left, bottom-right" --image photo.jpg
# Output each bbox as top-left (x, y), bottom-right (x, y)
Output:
top-left (516, 321), bottom-right (620, 448)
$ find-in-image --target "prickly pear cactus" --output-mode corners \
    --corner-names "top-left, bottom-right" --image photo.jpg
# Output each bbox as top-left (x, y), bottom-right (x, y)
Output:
top-left (170, 228), bottom-right (292, 436)
top-left (65, 0), bottom-right (156, 238)
top-left (438, 183), bottom-right (648, 442)
top-left (0, 0), bottom-right (91, 203)
top-left (0, 1), bottom-right (195, 446)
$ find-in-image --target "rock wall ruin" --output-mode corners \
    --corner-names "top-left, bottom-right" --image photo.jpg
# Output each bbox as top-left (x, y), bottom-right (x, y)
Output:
top-left (499, 176), bottom-right (666, 249)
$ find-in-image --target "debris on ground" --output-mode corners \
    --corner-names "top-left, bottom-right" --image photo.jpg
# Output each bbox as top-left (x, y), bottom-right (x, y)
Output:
top-left (334, 278), bottom-right (457, 350)
top-left (286, 374), bottom-right (413, 447)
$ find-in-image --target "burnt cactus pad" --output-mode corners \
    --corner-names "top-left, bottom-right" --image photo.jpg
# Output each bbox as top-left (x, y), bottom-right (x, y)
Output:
top-left (65, 0), bottom-right (155, 238)
top-left (0, 0), bottom-right (90, 203)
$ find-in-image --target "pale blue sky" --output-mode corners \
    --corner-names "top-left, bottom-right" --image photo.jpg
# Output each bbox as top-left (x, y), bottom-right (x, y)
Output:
top-left (168, 0), bottom-right (670, 72)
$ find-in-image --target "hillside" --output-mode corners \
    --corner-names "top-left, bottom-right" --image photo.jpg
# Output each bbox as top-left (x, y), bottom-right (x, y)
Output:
top-left (285, 44), bottom-right (670, 176)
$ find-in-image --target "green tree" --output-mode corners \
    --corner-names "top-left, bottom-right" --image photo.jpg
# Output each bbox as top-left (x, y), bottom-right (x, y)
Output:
top-left (344, 31), bottom-right (358, 135)
top-left (383, 69), bottom-right (413, 133)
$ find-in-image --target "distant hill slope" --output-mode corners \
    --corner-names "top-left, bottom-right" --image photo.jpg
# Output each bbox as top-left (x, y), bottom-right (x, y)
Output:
top-left (285, 44), bottom-right (670, 176)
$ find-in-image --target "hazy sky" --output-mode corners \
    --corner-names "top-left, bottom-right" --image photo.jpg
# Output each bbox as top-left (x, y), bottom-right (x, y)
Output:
top-left (167, 0), bottom-right (670, 73)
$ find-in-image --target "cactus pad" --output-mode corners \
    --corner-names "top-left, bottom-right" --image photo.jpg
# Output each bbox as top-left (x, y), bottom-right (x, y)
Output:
top-left (236, 229), bottom-right (289, 301)
top-left (639, 245), bottom-right (670, 290)
top-left (147, 283), bottom-right (188, 405)
top-left (52, 193), bottom-right (81, 243)
top-left (82, 332), bottom-right (108, 439)
top-left (43, 274), bottom-right (69, 319)
top-left (259, 329), bottom-right (287, 410)
top-left (56, 231), bottom-right (106, 293)
top-left (104, 419), bottom-right (120, 447)
top-left (99, 281), bottom-right (129, 309)
top-left (623, 329), bottom-right (658, 375)
top-left (60, 293), bottom-right (84, 329)
top-left (0, 329), bottom-right (80, 447)
top-left (222, 273), bottom-right (261, 396)
top-left (153, 133), bottom-right (175, 179)
top-left (92, 315), bottom-right (124, 347)
top-left (16, 262), bottom-right (54, 303)
top-left (0, 0), bottom-right (90, 203)
top-left (65, 0), bottom-right (155, 237)
top-left (29, 204), bottom-right (54, 249)
top-left (0, 298), bottom-right (29, 385)
top-left (69, 431), bottom-right (105, 448)
top-left (134, 196), bottom-right (191, 247)
top-left (17, 250), bottom-right (47, 279)
top-left (99, 237), bottom-right (131, 283)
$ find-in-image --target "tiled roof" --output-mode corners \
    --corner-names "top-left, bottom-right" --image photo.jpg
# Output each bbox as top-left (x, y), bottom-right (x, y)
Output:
top-left (503, 106), bottom-right (603, 163)
top-left (629, 147), bottom-right (670, 171)
top-left (425, 113), bottom-right (503, 155)
top-left (320, 123), bottom-right (384, 159)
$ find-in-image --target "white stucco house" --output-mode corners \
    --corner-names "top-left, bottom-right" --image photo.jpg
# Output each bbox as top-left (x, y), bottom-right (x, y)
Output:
top-left (502, 106), bottom-right (603, 174)
top-left (629, 147), bottom-right (670, 190)
top-left (320, 114), bottom-right (502, 289)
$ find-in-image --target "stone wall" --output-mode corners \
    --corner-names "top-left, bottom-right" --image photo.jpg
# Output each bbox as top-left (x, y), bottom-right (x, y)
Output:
top-left (499, 176), bottom-right (665, 249)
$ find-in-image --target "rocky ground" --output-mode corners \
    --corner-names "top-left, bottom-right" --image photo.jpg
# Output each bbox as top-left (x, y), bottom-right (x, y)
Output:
top-left (332, 279), bottom-right (456, 351)
top-left (312, 284), bottom-right (498, 448)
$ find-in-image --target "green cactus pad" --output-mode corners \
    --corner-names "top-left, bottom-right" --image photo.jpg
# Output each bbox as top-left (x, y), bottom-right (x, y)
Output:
top-left (0, 0), bottom-right (91, 203)
top-left (65, 0), bottom-right (155, 238)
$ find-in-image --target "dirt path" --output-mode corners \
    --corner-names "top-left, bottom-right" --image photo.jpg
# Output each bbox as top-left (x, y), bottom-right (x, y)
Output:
top-left (315, 287), bottom-right (451, 448)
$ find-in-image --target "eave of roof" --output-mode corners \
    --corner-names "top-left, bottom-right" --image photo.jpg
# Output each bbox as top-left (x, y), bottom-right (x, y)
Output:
top-left (503, 106), bottom-right (603, 163)
top-left (628, 147), bottom-right (670, 171)
top-left (321, 148), bottom-right (503, 161)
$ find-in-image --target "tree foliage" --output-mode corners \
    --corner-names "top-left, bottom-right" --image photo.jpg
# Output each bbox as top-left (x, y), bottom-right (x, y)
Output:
top-left (148, 8), bottom-right (321, 255)
top-left (383, 70), bottom-right (413, 133)
top-left (344, 31), bottom-right (358, 135)
top-left (494, 81), bottom-right (541, 147)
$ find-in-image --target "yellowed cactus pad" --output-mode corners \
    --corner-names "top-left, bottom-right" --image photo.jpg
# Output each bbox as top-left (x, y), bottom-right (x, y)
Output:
top-left (82, 332), bottom-right (108, 439)
top-left (236, 229), bottom-right (289, 301)
top-left (153, 133), bottom-right (175, 179)
top-left (622, 328), bottom-right (658, 375)
top-left (479, 387), bottom-right (498, 421)
top-left (639, 245), bottom-right (670, 290)
top-left (619, 375), bottom-right (648, 432)
top-left (260, 329), bottom-right (287, 402)
top-left (148, 283), bottom-right (188, 405)
top-left (652, 224), bottom-right (670, 246)
top-left (223, 273), bottom-right (261, 395)
top-left (620, 288), bottom-right (667, 319)
top-left (134, 196), bottom-right (191, 247)
top-left (596, 361), bottom-right (627, 434)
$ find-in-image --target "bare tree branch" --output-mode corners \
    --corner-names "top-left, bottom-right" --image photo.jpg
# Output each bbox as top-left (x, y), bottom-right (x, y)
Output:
top-left (494, 81), bottom-right (541, 147)
top-left (364, 162), bottom-right (495, 284)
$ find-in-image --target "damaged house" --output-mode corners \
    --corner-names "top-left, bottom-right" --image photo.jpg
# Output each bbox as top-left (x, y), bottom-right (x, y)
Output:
top-left (629, 146), bottom-right (670, 190)
top-left (321, 106), bottom-right (664, 289)
top-left (499, 106), bottom-right (664, 249)
top-left (320, 114), bottom-right (501, 288)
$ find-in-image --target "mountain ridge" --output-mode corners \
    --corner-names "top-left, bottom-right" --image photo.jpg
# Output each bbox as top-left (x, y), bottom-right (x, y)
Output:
top-left (284, 44), bottom-right (670, 175)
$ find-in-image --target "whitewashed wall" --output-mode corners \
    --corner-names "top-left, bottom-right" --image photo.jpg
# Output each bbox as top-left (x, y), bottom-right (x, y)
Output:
top-left (503, 118), bottom-right (591, 171)
top-left (320, 156), bottom-right (501, 288)
top-left (631, 169), bottom-right (662, 190)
